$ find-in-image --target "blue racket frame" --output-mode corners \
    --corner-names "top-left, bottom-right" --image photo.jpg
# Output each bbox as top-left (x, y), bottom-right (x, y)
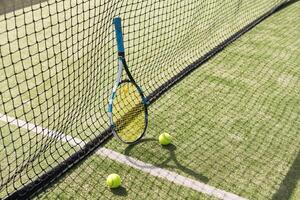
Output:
top-left (108, 17), bottom-right (148, 144)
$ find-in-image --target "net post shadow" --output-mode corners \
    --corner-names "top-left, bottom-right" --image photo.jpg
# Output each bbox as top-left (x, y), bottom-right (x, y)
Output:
top-left (272, 151), bottom-right (300, 200)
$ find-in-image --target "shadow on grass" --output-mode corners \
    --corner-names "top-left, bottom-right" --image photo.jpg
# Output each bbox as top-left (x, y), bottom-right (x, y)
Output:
top-left (272, 151), bottom-right (300, 200)
top-left (124, 138), bottom-right (209, 183)
top-left (110, 186), bottom-right (128, 196)
top-left (0, 0), bottom-right (49, 15)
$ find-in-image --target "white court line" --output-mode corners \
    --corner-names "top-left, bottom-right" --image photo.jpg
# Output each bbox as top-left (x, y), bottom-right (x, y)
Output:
top-left (0, 114), bottom-right (85, 147)
top-left (97, 148), bottom-right (246, 200)
top-left (0, 113), bottom-right (247, 200)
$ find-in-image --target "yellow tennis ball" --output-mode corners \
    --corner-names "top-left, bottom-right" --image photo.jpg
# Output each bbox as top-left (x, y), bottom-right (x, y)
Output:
top-left (159, 133), bottom-right (172, 145)
top-left (106, 174), bottom-right (122, 188)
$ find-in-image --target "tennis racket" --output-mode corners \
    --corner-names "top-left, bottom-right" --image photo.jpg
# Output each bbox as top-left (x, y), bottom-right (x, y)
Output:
top-left (108, 17), bottom-right (148, 144)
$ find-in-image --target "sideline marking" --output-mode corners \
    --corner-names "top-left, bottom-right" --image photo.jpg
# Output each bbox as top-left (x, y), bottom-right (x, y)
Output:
top-left (0, 113), bottom-right (247, 200)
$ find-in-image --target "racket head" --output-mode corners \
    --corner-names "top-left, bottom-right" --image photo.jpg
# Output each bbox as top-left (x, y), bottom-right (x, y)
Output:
top-left (108, 80), bottom-right (148, 144)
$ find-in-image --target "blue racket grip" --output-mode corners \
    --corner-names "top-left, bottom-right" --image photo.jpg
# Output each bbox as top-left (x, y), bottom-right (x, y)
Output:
top-left (113, 17), bottom-right (125, 53)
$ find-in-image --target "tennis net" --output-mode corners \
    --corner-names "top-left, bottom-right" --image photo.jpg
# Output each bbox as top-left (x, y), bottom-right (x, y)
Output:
top-left (0, 0), bottom-right (290, 199)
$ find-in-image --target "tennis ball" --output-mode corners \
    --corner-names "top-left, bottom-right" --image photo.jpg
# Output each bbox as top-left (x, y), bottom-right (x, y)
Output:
top-left (159, 132), bottom-right (172, 145)
top-left (106, 174), bottom-right (122, 188)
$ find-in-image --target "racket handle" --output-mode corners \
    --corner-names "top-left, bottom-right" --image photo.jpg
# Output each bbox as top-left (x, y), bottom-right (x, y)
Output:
top-left (113, 17), bottom-right (125, 54)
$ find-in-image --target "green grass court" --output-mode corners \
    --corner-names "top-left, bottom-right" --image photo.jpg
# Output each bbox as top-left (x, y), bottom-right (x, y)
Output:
top-left (1, 0), bottom-right (300, 199)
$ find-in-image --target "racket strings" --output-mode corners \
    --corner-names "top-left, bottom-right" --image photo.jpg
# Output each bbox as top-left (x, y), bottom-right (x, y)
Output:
top-left (112, 82), bottom-right (146, 142)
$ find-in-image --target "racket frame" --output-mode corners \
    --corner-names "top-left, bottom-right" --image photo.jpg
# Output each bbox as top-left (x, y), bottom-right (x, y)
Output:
top-left (108, 17), bottom-right (148, 144)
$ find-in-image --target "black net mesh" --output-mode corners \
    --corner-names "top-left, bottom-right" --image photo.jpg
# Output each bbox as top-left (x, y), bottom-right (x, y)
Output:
top-left (1, 0), bottom-right (299, 199)
top-left (112, 81), bottom-right (147, 143)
